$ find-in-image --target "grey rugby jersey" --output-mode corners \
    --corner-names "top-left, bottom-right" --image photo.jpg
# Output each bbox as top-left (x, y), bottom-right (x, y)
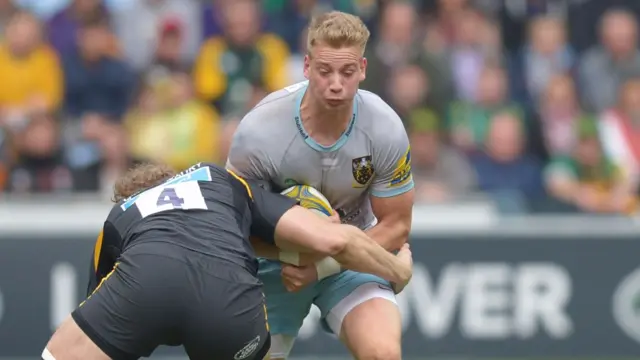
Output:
top-left (226, 81), bottom-right (413, 229)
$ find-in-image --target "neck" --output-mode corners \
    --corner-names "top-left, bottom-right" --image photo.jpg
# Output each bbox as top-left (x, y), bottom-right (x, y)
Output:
top-left (300, 92), bottom-right (353, 142)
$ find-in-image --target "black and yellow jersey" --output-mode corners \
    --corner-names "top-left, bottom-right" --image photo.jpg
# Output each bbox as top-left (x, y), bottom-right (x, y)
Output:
top-left (87, 162), bottom-right (296, 295)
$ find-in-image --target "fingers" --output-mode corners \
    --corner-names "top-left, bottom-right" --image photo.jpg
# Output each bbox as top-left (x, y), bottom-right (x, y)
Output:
top-left (281, 265), bottom-right (303, 292)
top-left (281, 264), bottom-right (305, 278)
top-left (282, 277), bottom-right (303, 292)
top-left (283, 281), bottom-right (301, 292)
top-left (328, 209), bottom-right (341, 224)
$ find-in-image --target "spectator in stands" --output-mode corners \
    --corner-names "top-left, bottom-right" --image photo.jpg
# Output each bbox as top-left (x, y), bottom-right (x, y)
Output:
top-left (149, 18), bottom-right (187, 73)
top-left (140, 17), bottom-right (190, 101)
top-left (267, 0), bottom-right (355, 54)
top-left (545, 118), bottom-right (637, 214)
top-left (0, 0), bottom-right (16, 37)
top-left (201, 0), bottom-right (224, 39)
top-left (579, 9), bottom-right (640, 113)
top-left (112, 0), bottom-right (201, 72)
top-left (538, 74), bottom-right (585, 158)
top-left (62, 19), bottom-right (133, 120)
top-left (193, 0), bottom-right (289, 118)
top-left (387, 65), bottom-right (430, 122)
top-left (72, 118), bottom-right (142, 197)
top-left (362, 1), bottom-right (436, 107)
top-left (0, 125), bottom-right (10, 190)
top-left (409, 108), bottom-right (476, 202)
top-left (424, 0), bottom-right (470, 47)
top-left (470, 111), bottom-right (544, 211)
top-left (514, 15), bottom-right (574, 106)
top-left (286, 27), bottom-right (309, 84)
top-left (598, 77), bottom-right (640, 193)
top-left (47, 0), bottom-right (111, 56)
top-left (0, 11), bottom-right (63, 121)
top-left (126, 70), bottom-right (221, 171)
top-left (446, 8), bottom-right (502, 102)
top-left (447, 65), bottom-right (524, 152)
top-left (6, 111), bottom-right (74, 193)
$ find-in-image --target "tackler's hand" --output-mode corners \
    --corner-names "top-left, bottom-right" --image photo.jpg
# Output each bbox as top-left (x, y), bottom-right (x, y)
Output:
top-left (391, 243), bottom-right (413, 294)
top-left (328, 209), bottom-right (341, 224)
top-left (281, 264), bottom-right (318, 292)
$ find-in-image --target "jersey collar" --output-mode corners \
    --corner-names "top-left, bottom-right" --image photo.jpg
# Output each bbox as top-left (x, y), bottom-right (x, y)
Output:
top-left (293, 84), bottom-right (358, 152)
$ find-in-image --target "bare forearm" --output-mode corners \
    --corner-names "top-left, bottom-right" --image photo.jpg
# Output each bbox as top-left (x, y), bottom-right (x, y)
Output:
top-left (332, 225), bottom-right (409, 283)
top-left (365, 220), bottom-right (410, 252)
top-left (250, 237), bottom-right (324, 265)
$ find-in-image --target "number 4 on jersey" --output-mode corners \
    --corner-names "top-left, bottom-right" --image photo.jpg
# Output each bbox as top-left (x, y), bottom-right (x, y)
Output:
top-left (157, 188), bottom-right (185, 208)
top-left (135, 182), bottom-right (208, 218)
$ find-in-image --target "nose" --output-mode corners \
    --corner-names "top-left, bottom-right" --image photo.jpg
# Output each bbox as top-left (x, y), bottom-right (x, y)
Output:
top-left (329, 74), bottom-right (342, 94)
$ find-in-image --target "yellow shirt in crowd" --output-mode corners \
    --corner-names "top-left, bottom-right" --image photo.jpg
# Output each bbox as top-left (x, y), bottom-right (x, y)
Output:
top-left (126, 101), bottom-right (222, 171)
top-left (0, 44), bottom-right (63, 111)
top-left (193, 34), bottom-right (290, 103)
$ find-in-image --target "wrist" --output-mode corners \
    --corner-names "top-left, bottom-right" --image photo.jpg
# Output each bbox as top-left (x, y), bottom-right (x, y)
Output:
top-left (315, 257), bottom-right (341, 280)
top-left (278, 251), bottom-right (300, 266)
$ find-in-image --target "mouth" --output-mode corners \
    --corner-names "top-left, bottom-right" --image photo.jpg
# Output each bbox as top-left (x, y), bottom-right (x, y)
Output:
top-left (326, 99), bottom-right (344, 106)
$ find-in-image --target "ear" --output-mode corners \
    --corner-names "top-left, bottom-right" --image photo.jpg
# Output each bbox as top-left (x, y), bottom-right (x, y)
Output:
top-left (303, 54), bottom-right (311, 80)
top-left (359, 57), bottom-right (367, 81)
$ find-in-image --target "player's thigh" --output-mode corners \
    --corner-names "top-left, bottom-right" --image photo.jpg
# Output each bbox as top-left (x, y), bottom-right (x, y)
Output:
top-left (259, 259), bottom-right (314, 336)
top-left (44, 315), bottom-right (110, 360)
top-left (315, 273), bottom-right (401, 360)
top-left (71, 249), bottom-right (185, 359)
top-left (341, 293), bottom-right (402, 360)
top-left (182, 276), bottom-right (271, 360)
top-left (258, 259), bottom-right (315, 359)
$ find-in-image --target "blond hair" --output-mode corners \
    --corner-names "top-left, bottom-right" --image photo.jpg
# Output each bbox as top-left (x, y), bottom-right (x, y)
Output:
top-left (306, 11), bottom-right (370, 54)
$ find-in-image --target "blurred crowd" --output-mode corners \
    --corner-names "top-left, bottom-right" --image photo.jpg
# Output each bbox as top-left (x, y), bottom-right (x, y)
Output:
top-left (1, 0), bottom-right (640, 215)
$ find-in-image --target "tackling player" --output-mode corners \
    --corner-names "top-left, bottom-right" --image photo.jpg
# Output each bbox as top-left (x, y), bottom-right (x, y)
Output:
top-left (42, 162), bottom-right (413, 360)
top-left (227, 11), bottom-right (414, 360)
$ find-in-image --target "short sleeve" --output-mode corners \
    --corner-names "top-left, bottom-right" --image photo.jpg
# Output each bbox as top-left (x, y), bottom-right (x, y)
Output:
top-left (226, 115), bottom-right (274, 181)
top-left (248, 182), bottom-right (298, 244)
top-left (370, 121), bottom-right (415, 198)
top-left (227, 169), bottom-right (297, 244)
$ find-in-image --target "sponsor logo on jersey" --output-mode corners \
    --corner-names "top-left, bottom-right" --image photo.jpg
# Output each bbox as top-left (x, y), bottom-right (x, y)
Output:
top-left (336, 207), bottom-right (361, 224)
top-left (613, 267), bottom-right (640, 344)
top-left (389, 147), bottom-right (412, 188)
top-left (234, 335), bottom-right (261, 359)
top-left (294, 116), bottom-right (309, 139)
top-left (352, 155), bottom-right (374, 187)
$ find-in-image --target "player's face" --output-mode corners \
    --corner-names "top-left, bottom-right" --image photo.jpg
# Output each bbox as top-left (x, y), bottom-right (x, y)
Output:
top-left (304, 44), bottom-right (367, 109)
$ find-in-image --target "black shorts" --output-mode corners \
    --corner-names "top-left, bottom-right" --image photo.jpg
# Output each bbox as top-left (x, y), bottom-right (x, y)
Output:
top-left (72, 242), bottom-right (270, 360)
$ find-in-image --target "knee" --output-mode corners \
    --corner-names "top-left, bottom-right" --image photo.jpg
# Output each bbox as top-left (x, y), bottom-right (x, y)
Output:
top-left (355, 343), bottom-right (401, 360)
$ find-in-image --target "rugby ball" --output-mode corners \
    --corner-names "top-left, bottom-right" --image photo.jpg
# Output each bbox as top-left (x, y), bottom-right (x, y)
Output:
top-left (281, 185), bottom-right (334, 217)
